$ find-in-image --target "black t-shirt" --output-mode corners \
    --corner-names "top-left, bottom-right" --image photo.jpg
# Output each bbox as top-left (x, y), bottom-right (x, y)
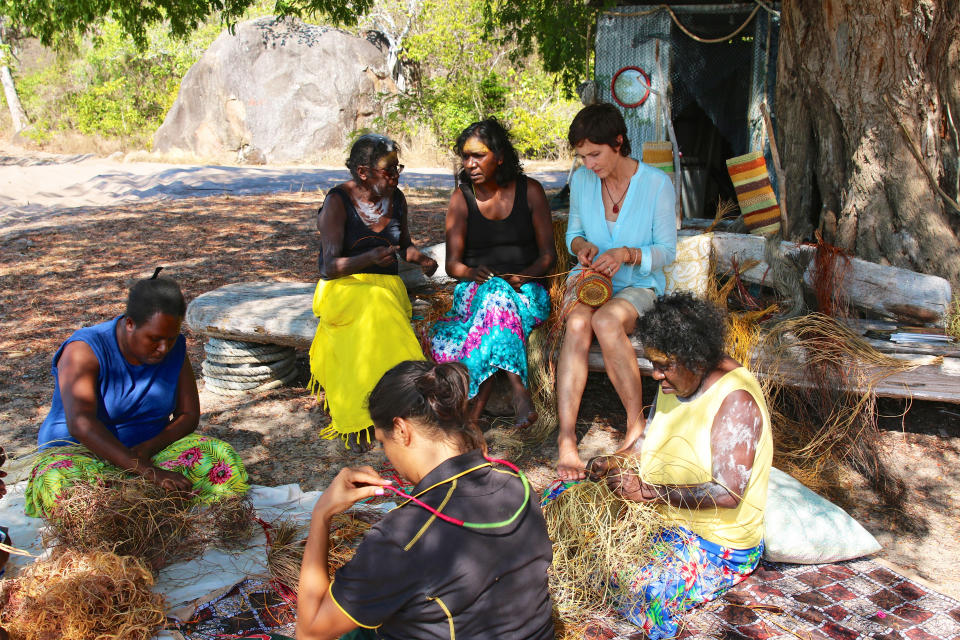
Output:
top-left (330, 449), bottom-right (555, 639)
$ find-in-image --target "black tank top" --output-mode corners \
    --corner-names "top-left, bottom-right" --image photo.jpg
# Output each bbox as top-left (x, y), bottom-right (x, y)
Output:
top-left (461, 178), bottom-right (539, 275)
top-left (317, 186), bottom-right (405, 278)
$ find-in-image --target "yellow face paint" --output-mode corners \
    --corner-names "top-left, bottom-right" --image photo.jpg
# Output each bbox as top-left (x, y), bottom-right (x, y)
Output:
top-left (462, 138), bottom-right (491, 156)
top-left (375, 151), bottom-right (400, 170)
top-left (644, 347), bottom-right (671, 364)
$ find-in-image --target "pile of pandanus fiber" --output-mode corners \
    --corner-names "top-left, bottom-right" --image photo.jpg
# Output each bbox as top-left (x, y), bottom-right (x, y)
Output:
top-left (266, 506), bottom-right (382, 593)
top-left (42, 470), bottom-right (256, 569)
top-left (706, 234), bottom-right (936, 502)
top-left (542, 473), bottom-right (679, 636)
top-left (0, 549), bottom-right (166, 640)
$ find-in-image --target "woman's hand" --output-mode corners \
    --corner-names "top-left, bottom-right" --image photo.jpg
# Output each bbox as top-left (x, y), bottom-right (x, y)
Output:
top-left (591, 248), bottom-right (627, 278)
top-left (505, 274), bottom-right (527, 290)
top-left (470, 265), bottom-right (495, 284)
top-left (420, 256), bottom-right (439, 277)
top-left (605, 467), bottom-right (659, 503)
top-left (587, 454), bottom-right (659, 502)
top-left (313, 466), bottom-right (393, 520)
top-left (575, 241), bottom-right (599, 267)
top-left (369, 245), bottom-right (399, 267)
top-left (140, 466), bottom-right (193, 493)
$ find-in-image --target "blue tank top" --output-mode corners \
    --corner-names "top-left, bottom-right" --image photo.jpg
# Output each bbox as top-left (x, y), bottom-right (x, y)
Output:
top-left (37, 316), bottom-right (187, 450)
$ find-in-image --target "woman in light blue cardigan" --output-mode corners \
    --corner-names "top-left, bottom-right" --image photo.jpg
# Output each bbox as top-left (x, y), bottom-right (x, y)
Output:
top-left (556, 104), bottom-right (676, 481)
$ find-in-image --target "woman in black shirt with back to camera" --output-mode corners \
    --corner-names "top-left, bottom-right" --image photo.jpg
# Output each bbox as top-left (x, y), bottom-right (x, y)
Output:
top-left (295, 360), bottom-right (555, 640)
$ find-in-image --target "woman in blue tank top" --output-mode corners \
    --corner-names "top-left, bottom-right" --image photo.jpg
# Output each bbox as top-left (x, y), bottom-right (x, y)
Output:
top-left (25, 272), bottom-right (248, 518)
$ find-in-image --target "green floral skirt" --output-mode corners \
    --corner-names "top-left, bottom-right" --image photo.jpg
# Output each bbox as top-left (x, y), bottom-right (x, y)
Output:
top-left (24, 433), bottom-right (249, 518)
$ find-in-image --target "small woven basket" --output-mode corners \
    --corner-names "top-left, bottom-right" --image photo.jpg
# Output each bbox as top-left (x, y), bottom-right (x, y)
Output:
top-left (575, 271), bottom-right (613, 307)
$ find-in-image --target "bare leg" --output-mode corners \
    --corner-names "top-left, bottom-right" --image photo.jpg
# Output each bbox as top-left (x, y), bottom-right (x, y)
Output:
top-left (468, 376), bottom-right (496, 424)
top-left (555, 303), bottom-right (595, 480)
top-left (592, 299), bottom-right (645, 449)
top-left (505, 371), bottom-right (537, 429)
top-left (345, 426), bottom-right (375, 454)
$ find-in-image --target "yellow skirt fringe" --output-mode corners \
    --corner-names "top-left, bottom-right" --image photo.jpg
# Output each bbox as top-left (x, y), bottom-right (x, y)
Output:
top-left (308, 273), bottom-right (425, 446)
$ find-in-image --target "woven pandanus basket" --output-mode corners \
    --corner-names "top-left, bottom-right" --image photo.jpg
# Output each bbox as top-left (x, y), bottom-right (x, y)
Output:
top-left (575, 271), bottom-right (613, 307)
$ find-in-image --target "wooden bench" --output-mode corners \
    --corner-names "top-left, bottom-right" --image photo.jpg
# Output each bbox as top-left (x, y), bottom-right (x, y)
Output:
top-left (185, 238), bottom-right (960, 403)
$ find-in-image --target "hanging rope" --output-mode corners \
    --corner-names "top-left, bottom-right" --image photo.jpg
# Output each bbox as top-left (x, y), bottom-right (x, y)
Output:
top-left (664, 4), bottom-right (762, 44)
top-left (605, 3), bottom-right (765, 45)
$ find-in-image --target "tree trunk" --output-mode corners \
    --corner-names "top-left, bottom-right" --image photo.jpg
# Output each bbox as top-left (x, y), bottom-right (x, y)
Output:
top-left (776, 0), bottom-right (960, 292)
top-left (0, 22), bottom-right (28, 132)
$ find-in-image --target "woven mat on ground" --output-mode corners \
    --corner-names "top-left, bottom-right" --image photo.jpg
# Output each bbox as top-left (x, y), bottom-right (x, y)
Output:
top-left (588, 559), bottom-right (960, 640)
top-left (165, 578), bottom-right (296, 640)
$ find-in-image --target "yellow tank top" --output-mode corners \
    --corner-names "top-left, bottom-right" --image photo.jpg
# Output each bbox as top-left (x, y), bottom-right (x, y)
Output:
top-left (639, 366), bottom-right (772, 548)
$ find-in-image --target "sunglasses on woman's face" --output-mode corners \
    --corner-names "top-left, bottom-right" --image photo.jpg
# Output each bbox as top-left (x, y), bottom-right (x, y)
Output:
top-left (367, 164), bottom-right (404, 178)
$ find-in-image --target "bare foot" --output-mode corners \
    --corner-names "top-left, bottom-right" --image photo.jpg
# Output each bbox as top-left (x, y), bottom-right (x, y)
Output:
top-left (512, 387), bottom-right (538, 430)
top-left (345, 427), bottom-right (375, 454)
top-left (557, 438), bottom-right (586, 481)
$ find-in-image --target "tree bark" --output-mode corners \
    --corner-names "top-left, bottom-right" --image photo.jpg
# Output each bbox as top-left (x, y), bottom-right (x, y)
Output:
top-left (0, 22), bottom-right (28, 132)
top-left (776, 0), bottom-right (960, 291)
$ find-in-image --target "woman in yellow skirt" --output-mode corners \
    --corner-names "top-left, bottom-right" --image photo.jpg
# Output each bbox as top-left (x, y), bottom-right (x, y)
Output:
top-left (310, 134), bottom-right (438, 452)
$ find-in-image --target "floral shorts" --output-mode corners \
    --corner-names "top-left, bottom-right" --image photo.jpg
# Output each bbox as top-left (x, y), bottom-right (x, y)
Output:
top-left (611, 526), bottom-right (763, 639)
top-left (24, 433), bottom-right (249, 518)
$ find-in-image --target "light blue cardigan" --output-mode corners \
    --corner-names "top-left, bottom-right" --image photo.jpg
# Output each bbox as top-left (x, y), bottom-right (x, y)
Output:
top-left (565, 164), bottom-right (677, 295)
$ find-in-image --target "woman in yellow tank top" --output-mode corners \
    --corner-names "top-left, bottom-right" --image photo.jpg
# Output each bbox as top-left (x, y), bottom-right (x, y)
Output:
top-left (588, 293), bottom-right (772, 639)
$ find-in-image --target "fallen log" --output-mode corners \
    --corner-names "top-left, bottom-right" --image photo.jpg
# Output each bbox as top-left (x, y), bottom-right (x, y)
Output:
top-left (709, 232), bottom-right (953, 325)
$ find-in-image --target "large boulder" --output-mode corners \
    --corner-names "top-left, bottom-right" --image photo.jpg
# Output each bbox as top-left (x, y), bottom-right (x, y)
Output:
top-left (153, 17), bottom-right (395, 162)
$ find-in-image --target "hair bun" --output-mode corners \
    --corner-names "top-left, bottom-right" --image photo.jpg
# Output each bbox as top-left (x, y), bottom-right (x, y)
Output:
top-left (414, 369), bottom-right (441, 398)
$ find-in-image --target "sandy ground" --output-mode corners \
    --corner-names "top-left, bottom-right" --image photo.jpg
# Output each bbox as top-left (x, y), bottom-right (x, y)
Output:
top-left (0, 150), bottom-right (567, 236)
top-left (1, 150), bottom-right (958, 603)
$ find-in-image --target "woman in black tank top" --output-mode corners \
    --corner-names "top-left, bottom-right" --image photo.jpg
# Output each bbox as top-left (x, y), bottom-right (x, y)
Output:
top-left (309, 134), bottom-right (439, 453)
top-left (428, 119), bottom-right (556, 429)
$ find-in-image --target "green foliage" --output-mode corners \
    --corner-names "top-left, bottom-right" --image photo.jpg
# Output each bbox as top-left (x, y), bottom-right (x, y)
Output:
top-left (4, 0), bottom-right (577, 158)
top-left (14, 19), bottom-right (222, 147)
top-left (482, 0), bottom-right (614, 94)
top-left (0, 0), bottom-right (373, 48)
top-left (374, 0), bottom-right (577, 158)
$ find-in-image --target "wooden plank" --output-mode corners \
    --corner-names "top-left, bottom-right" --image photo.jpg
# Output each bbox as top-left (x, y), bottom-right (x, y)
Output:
top-left (710, 232), bottom-right (953, 325)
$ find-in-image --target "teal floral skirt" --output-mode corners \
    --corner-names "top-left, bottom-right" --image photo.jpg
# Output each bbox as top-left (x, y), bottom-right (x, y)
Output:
top-left (24, 433), bottom-right (249, 518)
top-left (429, 278), bottom-right (550, 397)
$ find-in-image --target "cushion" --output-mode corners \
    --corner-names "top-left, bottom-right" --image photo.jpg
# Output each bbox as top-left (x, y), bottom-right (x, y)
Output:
top-left (663, 232), bottom-right (712, 297)
top-left (764, 467), bottom-right (881, 563)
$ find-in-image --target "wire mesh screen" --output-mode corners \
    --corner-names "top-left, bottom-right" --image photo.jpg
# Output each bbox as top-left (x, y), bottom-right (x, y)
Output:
top-left (594, 4), bottom-right (779, 169)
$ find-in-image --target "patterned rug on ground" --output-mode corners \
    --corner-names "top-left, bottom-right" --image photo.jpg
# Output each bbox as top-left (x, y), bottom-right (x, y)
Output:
top-left (166, 578), bottom-right (296, 640)
top-left (589, 558), bottom-right (960, 640)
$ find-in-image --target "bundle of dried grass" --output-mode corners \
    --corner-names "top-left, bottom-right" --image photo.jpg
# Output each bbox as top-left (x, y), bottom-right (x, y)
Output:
top-left (809, 230), bottom-right (851, 318)
top-left (543, 476), bottom-right (674, 630)
top-left (43, 473), bottom-right (255, 569)
top-left (265, 507), bottom-right (379, 593)
top-left (523, 218), bottom-right (572, 443)
top-left (265, 518), bottom-right (308, 592)
top-left (483, 423), bottom-right (526, 461)
top-left (0, 549), bottom-right (166, 640)
top-left (413, 285), bottom-right (454, 358)
top-left (756, 313), bottom-right (937, 501)
top-left (947, 295), bottom-right (960, 341)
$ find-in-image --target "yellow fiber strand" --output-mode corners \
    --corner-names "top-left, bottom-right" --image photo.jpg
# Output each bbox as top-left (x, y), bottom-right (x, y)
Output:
top-left (543, 478), bottom-right (677, 629)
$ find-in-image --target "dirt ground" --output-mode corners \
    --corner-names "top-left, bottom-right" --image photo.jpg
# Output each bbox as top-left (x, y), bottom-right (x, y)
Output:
top-left (1, 185), bottom-right (958, 603)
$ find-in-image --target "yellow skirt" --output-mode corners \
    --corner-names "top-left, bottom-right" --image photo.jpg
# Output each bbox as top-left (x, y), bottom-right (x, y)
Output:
top-left (308, 273), bottom-right (424, 444)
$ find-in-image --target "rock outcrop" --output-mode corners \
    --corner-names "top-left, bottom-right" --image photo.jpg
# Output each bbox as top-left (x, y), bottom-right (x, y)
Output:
top-left (153, 17), bottom-right (394, 162)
